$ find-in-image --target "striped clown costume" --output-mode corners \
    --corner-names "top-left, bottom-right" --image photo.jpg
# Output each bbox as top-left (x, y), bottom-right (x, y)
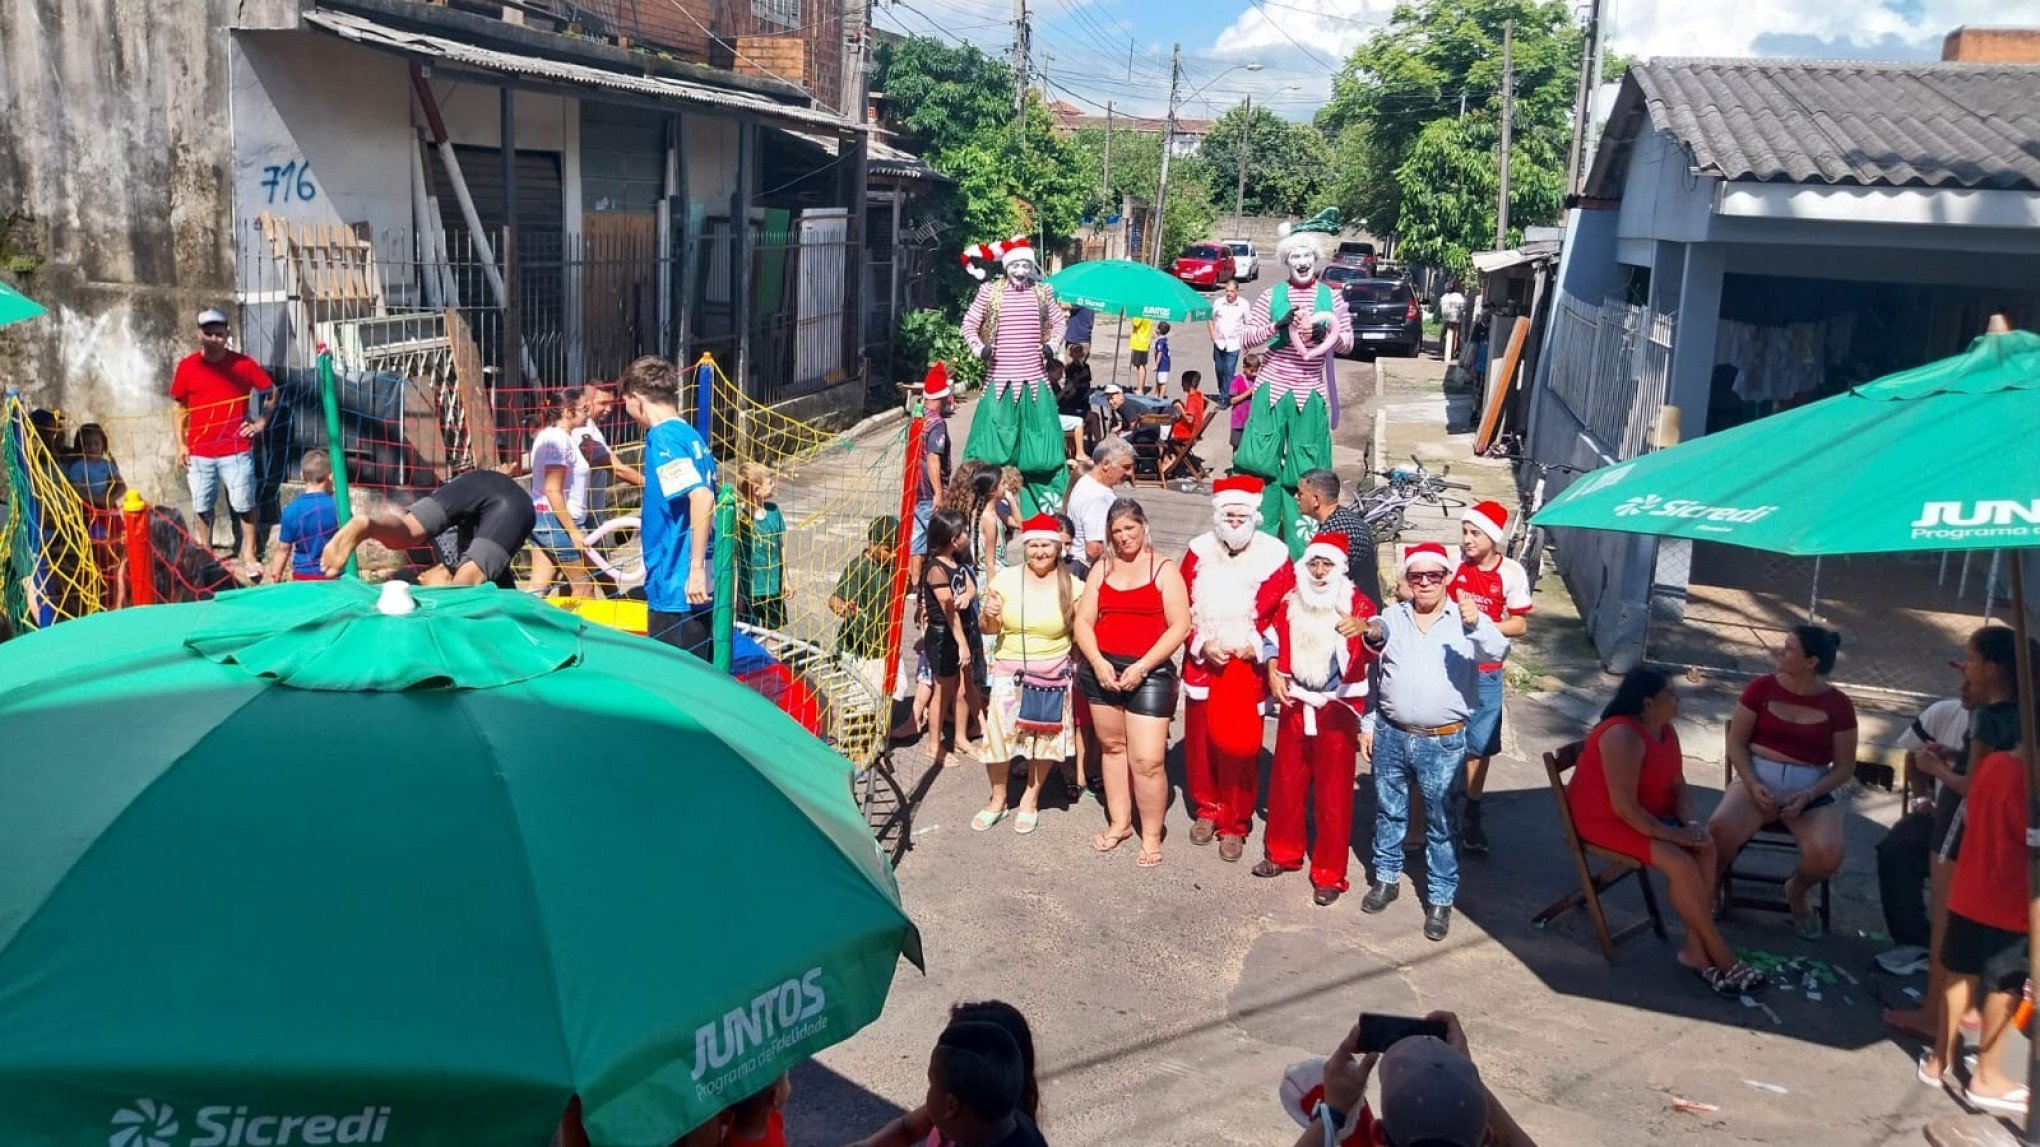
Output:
top-left (1235, 209), bottom-right (1353, 555)
top-left (959, 236), bottom-right (1069, 516)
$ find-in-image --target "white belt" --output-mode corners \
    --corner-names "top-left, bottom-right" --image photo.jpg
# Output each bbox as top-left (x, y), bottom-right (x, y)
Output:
top-left (1287, 684), bottom-right (1356, 735)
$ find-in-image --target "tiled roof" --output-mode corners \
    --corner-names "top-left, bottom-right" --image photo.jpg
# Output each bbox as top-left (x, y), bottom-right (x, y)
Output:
top-left (1587, 58), bottom-right (2040, 194)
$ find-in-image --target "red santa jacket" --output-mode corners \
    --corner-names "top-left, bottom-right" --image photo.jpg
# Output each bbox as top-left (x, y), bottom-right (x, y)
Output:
top-left (1180, 530), bottom-right (1294, 697)
top-left (1271, 585), bottom-right (1378, 717)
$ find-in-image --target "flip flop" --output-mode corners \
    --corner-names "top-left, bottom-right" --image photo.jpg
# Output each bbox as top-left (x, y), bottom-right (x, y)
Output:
top-left (1093, 829), bottom-right (1134, 853)
top-left (1136, 846), bottom-right (1163, 868)
top-left (1013, 810), bottom-right (1040, 835)
top-left (1918, 1057), bottom-right (1950, 1087)
top-left (1964, 1085), bottom-right (2030, 1117)
top-left (971, 808), bottom-right (1007, 832)
top-left (1792, 903), bottom-right (1823, 941)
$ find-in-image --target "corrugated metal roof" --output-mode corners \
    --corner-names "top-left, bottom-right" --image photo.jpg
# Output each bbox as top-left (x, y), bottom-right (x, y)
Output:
top-left (306, 8), bottom-right (859, 133)
top-left (1620, 59), bottom-right (2040, 191)
top-left (786, 131), bottom-right (951, 184)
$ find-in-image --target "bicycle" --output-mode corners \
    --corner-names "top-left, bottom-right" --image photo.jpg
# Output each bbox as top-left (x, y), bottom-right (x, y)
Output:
top-left (1354, 455), bottom-right (1471, 541)
top-left (1507, 461), bottom-right (1582, 593)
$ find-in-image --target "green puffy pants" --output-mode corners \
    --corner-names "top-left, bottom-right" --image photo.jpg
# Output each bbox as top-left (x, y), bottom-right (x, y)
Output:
top-left (961, 382), bottom-right (1070, 516)
top-left (1231, 382), bottom-right (1331, 558)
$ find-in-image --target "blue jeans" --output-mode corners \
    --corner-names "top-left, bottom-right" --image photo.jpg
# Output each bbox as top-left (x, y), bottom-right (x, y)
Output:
top-left (1213, 348), bottom-right (1241, 391)
top-left (1466, 666), bottom-right (1505, 758)
top-left (1371, 725), bottom-right (1468, 906)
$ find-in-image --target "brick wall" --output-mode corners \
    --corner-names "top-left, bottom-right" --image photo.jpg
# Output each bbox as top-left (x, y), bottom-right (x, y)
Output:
top-left (568, 0), bottom-right (845, 112)
top-left (1941, 26), bottom-right (2040, 62)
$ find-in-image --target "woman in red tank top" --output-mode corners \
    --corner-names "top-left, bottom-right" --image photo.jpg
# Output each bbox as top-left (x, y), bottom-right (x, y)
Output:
top-left (1073, 498), bottom-right (1190, 867)
top-left (1567, 670), bottom-right (1766, 997)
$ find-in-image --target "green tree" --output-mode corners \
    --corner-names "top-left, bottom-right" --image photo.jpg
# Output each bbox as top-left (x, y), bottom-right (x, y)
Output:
top-left (1198, 103), bottom-right (1336, 220)
top-left (1066, 126), bottom-right (1217, 264)
top-left (1392, 115), bottom-right (1563, 276)
top-left (1316, 0), bottom-right (1581, 251)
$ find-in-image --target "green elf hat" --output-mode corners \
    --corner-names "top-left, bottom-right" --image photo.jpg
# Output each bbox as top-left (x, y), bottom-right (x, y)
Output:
top-left (1286, 207), bottom-right (1341, 236)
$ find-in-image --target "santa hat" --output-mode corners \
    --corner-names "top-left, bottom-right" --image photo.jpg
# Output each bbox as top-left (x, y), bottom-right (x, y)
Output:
top-left (999, 236), bottom-right (1036, 268)
top-left (919, 361), bottom-right (951, 401)
top-left (1462, 500), bottom-right (1509, 545)
top-left (1402, 541), bottom-right (1453, 574)
top-left (959, 240), bottom-right (1002, 280)
top-left (1211, 474), bottom-right (1264, 511)
top-left (1302, 534), bottom-right (1347, 568)
top-left (1018, 513), bottom-right (1061, 544)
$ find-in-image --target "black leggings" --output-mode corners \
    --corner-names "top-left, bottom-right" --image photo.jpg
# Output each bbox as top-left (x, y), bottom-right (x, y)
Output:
top-left (1078, 653), bottom-right (1178, 719)
top-left (648, 608), bottom-right (713, 661)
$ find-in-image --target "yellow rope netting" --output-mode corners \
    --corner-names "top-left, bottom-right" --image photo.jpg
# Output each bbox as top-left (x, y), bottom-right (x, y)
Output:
top-left (2, 393), bottom-right (105, 635)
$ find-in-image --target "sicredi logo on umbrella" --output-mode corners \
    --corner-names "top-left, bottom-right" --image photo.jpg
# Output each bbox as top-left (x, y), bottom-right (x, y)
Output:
top-left (1612, 493), bottom-right (1779, 529)
top-left (111, 1100), bottom-right (391, 1147)
top-left (1912, 500), bottom-right (2040, 543)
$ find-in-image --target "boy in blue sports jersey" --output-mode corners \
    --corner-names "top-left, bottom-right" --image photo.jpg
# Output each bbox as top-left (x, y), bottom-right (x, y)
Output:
top-left (618, 355), bottom-right (719, 658)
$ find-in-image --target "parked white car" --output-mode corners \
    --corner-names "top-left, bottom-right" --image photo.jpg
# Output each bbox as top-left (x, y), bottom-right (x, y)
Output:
top-left (1221, 239), bottom-right (1259, 282)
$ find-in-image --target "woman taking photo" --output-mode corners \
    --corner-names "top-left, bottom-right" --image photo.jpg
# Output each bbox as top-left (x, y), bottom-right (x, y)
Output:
top-left (975, 515), bottom-right (1077, 834)
top-left (1072, 498), bottom-right (1190, 867)
top-left (920, 508), bottom-right (980, 769)
top-left (1707, 625), bottom-right (1856, 939)
top-left (526, 388), bottom-right (595, 598)
top-left (1568, 669), bottom-right (1768, 996)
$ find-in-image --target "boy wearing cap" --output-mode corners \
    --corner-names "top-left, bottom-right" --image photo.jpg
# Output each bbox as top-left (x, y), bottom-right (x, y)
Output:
top-left (1447, 500), bottom-right (1533, 855)
top-left (1360, 542), bottom-right (1509, 941)
top-left (1256, 533), bottom-right (1377, 904)
top-left (170, 307), bottom-right (273, 577)
top-left (1291, 1011), bottom-right (1537, 1147)
top-left (960, 237), bottom-right (1069, 517)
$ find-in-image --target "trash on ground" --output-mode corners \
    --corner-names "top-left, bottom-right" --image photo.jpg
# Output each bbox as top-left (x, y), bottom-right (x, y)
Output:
top-left (1671, 1097), bottom-right (1720, 1114)
top-left (1743, 1080), bottom-right (1790, 1095)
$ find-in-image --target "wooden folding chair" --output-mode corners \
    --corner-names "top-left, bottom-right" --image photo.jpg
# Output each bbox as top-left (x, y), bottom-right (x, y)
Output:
top-left (1159, 405), bottom-right (1218, 482)
top-left (1531, 740), bottom-right (1668, 961)
top-left (1715, 758), bottom-right (1832, 927)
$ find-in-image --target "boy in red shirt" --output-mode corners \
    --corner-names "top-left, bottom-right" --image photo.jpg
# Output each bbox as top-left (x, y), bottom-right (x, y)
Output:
top-left (1447, 500), bottom-right (1532, 854)
top-left (169, 308), bottom-right (273, 577)
top-left (1922, 747), bottom-right (2031, 1117)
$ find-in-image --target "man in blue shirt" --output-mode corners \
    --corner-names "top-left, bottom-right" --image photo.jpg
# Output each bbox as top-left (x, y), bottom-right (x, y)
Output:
top-left (619, 355), bottom-right (718, 658)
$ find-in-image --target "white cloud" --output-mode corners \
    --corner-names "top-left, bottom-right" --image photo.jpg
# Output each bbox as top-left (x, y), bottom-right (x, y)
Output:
top-left (1600, 0), bottom-right (1997, 61)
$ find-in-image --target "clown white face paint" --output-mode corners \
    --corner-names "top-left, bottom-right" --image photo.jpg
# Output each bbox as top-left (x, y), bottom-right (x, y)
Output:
top-left (1006, 256), bottom-right (1039, 286)
top-left (1284, 244), bottom-right (1319, 283)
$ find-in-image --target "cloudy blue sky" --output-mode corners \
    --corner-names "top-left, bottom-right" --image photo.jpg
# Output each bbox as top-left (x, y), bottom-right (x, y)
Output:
top-left (874, 0), bottom-right (1979, 120)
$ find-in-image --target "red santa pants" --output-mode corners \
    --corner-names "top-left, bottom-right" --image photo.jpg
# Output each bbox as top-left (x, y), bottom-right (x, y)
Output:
top-left (1264, 699), bottom-right (1361, 890)
top-left (1183, 660), bottom-right (1263, 838)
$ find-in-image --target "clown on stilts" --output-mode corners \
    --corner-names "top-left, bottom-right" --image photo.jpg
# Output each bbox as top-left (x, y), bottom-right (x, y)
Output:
top-left (959, 236), bottom-right (1070, 516)
top-left (1235, 208), bottom-right (1354, 555)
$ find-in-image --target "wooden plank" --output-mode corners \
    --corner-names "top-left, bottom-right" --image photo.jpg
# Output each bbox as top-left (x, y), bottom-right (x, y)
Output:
top-left (1474, 317), bottom-right (1528, 456)
top-left (445, 307), bottom-right (498, 471)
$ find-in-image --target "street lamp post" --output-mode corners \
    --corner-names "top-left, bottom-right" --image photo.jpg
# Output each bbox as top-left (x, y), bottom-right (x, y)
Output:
top-left (1153, 59), bottom-right (1261, 265)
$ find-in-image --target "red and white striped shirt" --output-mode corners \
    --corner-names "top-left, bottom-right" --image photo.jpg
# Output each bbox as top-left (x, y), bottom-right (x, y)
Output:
top-left (961, 279), bottom-right (1067, 397)
top-left (1240, 280), bottom-right (1353, 407)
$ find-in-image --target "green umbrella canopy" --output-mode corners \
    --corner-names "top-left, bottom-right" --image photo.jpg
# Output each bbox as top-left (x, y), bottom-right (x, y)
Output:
top-left (0, 580), bottom-right (921, 1147)
top-left (0, 279), bottom-right (45, 327)
top-left (1047, 259), bottom-right (1214, 322)
top-left (1533, 330), bottom-right (2040, 555)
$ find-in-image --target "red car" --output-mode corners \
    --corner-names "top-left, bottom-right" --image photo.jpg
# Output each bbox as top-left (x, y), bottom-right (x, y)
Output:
top-left (1170, 243), bottom-right (1236, 289)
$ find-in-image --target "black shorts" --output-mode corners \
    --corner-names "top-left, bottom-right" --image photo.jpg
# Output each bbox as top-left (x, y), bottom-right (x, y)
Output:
top-left (1077, 652), bottom-right (1178, 718)
top-left (1942, 911), bottom-right (2028, 991)
top-left (924, 625), bottom-right (962, 679)
top-left (1130, 349), bottom-right (1150, 367)
top-left (647, 607), bottom-right (714, 661)
top-left (409, 470), bottom-right (536, 588)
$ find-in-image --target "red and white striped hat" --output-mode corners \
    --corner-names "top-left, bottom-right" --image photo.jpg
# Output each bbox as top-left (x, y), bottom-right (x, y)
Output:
top-left (1462, 499), bottom-right (1509, 545)
top-left (1211, 474), bottom-right (1264, 511)
top-left (959, 235), bottom-right (1036, 280)
top-left (1018, 513), bottom-right (1062, 544)
top-left (1402, 541), bottom-right (1453, 573)
top-left (1303, 533), bottom-right (1348, 567)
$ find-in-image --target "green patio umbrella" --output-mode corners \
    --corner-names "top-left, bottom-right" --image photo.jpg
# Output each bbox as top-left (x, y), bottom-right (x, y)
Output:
top-left (1048, 258), bottom-right (1214, 323)
top-left (1533, 325), bottom-right (2040, 1137)
top-left (0, 279), bottom-right (45, 327)
top-left (0, 580), bottom-right (921, 1147)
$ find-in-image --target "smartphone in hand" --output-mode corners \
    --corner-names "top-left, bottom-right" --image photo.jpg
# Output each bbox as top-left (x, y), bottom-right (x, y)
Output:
top-left (1356, 1013), bottom-right (1449, 1053)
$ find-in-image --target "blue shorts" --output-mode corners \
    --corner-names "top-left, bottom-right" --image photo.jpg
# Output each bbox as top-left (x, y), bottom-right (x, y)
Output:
top-left (1466, 664), bottom-right (1505, 758)
top-left (187, 452), bottom-right (258, 516)
top-left (910, 499), bottom-right (935, 557)
top-left (531, 514), bottom-right (592, 566)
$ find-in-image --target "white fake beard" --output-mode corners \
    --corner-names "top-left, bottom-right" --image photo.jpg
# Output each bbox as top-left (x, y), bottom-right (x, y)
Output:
top-left (1213, 515), bottom-right (1258, 549)
top-left (1288, 575), bottom-right (1350, 691)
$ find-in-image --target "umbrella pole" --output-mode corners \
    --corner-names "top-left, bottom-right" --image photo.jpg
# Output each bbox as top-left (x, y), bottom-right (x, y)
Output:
top-left (2016, 548), bottom-right (2039, 1147)
top-left (1111, 313), bottom-right (1124, 389)
top-left (316, 349), bottom-right (358, 578)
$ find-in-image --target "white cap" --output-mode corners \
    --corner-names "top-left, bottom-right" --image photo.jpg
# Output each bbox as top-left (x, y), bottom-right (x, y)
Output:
top-left (377, 580), bottom-right (418, 617)
top-left (197, 308), bottom-right (230, 328)
top-left (1104, 383), bottom-right (1124, 395)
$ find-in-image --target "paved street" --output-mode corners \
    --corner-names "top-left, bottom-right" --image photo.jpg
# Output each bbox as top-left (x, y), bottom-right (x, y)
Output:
top-left (788, 311), bottom-right (1982, 1145)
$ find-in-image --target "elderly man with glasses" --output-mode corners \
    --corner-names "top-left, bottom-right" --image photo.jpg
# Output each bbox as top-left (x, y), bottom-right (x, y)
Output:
top-left (1357, 541), bottom-right (1509, 941)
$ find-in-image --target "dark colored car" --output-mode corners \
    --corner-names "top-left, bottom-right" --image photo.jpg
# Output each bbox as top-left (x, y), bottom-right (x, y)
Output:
top-left (1333, 240), bottom-right (1379, 277)
top-left (1170, 243), bottom-right (1237, 289)
top-left (1335, 276), bottom-right (1422, 358)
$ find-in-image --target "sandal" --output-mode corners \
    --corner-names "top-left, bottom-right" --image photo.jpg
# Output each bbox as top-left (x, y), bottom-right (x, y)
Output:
top-left (971, 808), bottom-right (1007, 832)
top-left (1092, 829), bottom-right (1134, 853)
top-left (1014, 810), bottom-right (1040, 835)
top-left (1136, 845), bottom-right (1163, 868)
top-left (1792, 904), bottom-right (1823, 941)
top-left (1917, 1057), bottom-right (1950, 1087)
top-left (1699, 962), bottom-right (1769, 998)
top-left (1963, 1085), bottom-right (2030, 1118)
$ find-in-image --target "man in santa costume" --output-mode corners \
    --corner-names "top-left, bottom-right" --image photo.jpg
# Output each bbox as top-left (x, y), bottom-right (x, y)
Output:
top-left (960, 236), bottom-right (1068, 516)
top-left (1254, 534), bottom-right (1378, 905)
top-left (1234, 207), bottom-right (1352, 555)
top-left (1447, 500), bottom-right (1532, 856)
top-left (1180, 474), bottom-right (1294, 862)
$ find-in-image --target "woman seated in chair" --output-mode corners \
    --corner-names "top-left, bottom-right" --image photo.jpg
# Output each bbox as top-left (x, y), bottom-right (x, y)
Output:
top-left (1569, 669), bottom-right (1768, 997)
top-left (1707, 625), bottom-right (1856, 940)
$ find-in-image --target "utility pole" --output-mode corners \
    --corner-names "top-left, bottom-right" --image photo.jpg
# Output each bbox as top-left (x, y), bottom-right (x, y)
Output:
top-left (1232, 93), bottom-right (1252, 231)
top-left (1012, 0), bottom-right (1031, 122)
top-left (1495, 19), bottom-right (1514, 249)
top-left (1151, 42), bottom-right (1181, 265)
top-left (1102, 100), bottom-right (1113, 196)
top-left (1563, 0), bottom-right (1603, 196)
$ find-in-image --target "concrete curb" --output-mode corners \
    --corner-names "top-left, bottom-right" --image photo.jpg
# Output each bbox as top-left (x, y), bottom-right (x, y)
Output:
top-left (842, 407), bottom-right (907, 444)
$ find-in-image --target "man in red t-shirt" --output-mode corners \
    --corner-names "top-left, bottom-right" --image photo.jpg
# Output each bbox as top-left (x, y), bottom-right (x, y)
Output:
top-left (169, 308), bottom-right (273, 577)
top-left (1447, 500), bottom-right (1532, 855)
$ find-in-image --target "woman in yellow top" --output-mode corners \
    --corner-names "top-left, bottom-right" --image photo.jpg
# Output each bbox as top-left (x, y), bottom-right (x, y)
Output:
top-left (1129, 317), bottom-right (1155, 394)
top-left (975, 514), bottom-right (1079, 834)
